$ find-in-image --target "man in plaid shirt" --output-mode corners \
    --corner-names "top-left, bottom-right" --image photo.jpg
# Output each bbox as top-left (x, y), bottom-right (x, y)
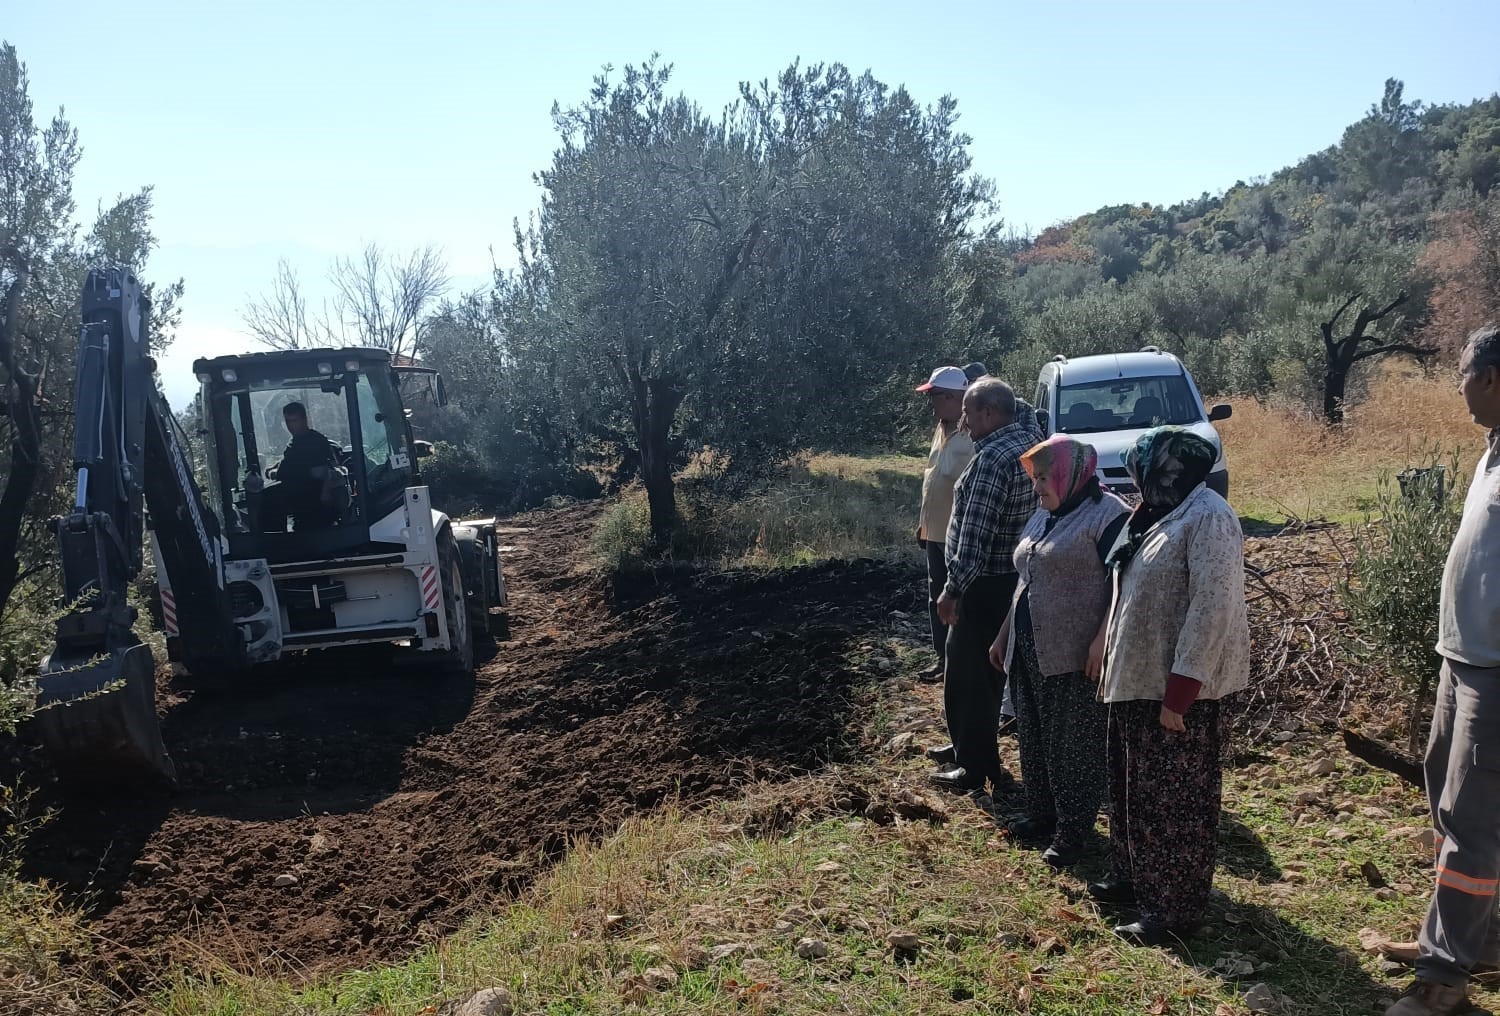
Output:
top-left (931, 377), bottom-right (1042, 792)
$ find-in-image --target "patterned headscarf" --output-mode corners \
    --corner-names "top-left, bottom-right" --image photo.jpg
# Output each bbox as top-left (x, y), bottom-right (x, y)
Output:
top-left (1021, 435), bottom-right (1099, 510)
top-left (1123, 427), bottom-right (1218, 511)
top-left (1109, 427), bottom-right (1219, 571)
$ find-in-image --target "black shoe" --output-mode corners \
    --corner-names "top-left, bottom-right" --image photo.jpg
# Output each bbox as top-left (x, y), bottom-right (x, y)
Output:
top-left (1087, 877), bottom-right (1137, 905)
top-left (1042, 841), bottom-right (1085, 868)
top-left (1007, 816), bottom-right (1056, 843)
top-left (917, 664), bottom-right (944, 684)
top-left (924, 743), bottom-right (957, 764)
top-left (1112, 919), bottom-right (1197, 946)
top-left (929, 766), bottom-right (985, 792)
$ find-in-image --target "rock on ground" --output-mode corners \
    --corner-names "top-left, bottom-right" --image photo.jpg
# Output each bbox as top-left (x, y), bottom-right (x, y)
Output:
top-left (454, 986), bottom-right (513, 1016)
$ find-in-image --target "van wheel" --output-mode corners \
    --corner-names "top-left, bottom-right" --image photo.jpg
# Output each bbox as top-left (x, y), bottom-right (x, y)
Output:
top-left (433, 533), bottom-right (473, 675)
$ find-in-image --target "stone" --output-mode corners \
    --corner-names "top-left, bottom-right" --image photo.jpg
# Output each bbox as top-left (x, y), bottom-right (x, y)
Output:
top-left (1213, 954), bottom-right (1256, 978)
top-left (795, 937), bottom-right (828, 959)
top-left (1360, 860), bottom-right (1387, 887)
top-left (814, 861), bottom-right (843, 874)
top-left (943, 933), bottom-right (962, 952)
top-left (454, 987), bottom-right (514, 1016)
top-left (641, 966), bottom-right (678, 990)
top-left (887, 930), bottom-right (921, 951)
top-left (710, 942), bottom-right (750, 962)
top-left (884, 732), bottom-right (920, 755)
top-left (1327, 827), bottom-right (1355, 842)
top-left (1272, 731), bottom-right (1297, 743)
top-left (1307, 758), bottom-right (1338, 776)
top-left (1243, 982), bottom-right (1282, 1013)
top-left (1374, 888), bottom-right (1399, 902)
top-left (272, 874), bottom-right (298, 888)
top-left (1293, 790), bottom-right (1322, 807)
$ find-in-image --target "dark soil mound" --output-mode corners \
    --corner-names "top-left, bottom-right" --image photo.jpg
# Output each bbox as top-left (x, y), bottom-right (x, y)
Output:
top-left (22, 502), bottom-right (919, 988)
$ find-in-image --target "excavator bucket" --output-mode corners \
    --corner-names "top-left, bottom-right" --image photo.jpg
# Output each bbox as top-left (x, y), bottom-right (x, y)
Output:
top-left (31, 642), bottom-right (176, 787)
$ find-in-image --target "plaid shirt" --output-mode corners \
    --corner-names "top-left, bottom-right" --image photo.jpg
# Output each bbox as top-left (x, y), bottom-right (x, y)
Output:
top-left (943, 405), bottom-right (1042, 598)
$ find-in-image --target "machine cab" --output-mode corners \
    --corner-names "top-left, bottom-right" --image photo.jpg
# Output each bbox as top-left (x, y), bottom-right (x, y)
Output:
top-left (193, 348), bottom-right (425, 564)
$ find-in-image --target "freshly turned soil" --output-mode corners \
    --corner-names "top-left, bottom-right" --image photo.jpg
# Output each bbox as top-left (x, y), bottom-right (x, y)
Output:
top-left (21, 501), bottom-right (919, 988)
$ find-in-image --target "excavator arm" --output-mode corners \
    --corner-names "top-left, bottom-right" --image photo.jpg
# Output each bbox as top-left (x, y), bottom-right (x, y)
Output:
top-left (31, 267), bottom-right (242, 785)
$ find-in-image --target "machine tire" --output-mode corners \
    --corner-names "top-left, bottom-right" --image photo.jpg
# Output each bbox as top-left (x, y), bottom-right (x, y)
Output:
top-left (453, 530), bottom-right (492, 641)
top-left (432, 532), bottom-right (474, 675)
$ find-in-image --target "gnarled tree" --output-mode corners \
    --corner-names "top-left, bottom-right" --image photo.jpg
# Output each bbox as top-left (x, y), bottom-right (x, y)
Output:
top-left (503, 58), bottom-right (994, 543)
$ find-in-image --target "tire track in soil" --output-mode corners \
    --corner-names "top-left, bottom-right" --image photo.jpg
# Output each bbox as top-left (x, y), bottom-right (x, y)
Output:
top-left (22, 502), bottom-right (920, 989)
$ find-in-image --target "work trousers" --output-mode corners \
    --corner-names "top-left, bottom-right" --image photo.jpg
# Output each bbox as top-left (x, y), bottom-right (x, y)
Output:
top-left (1417, 659), bottom-right (1500, 987)
top-left (1107, 697), bottom-right (1223, 929)
top-left (943, 573), bottom-right (1017, 786)
top-left (924, 540), bottom-right (949, 666)
top-left (1011, 618), bottom-right (1107, 848)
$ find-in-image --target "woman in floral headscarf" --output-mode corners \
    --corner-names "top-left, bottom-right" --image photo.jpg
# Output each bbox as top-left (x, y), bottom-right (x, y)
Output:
top-left (989, 435), bottom-right (1128, 867)
top-left (1089, 426), bottom-right (1250, 946)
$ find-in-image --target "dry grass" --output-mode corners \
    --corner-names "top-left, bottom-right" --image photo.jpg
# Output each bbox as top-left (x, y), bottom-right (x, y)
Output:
top-left (594, 452), bottom-right (926, 570)
top-left (1221, 364), bottom-right (1485, 524)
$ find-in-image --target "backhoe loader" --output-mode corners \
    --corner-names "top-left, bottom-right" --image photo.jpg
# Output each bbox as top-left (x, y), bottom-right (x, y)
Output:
top-left (29, 266), bottom-right (504, 784)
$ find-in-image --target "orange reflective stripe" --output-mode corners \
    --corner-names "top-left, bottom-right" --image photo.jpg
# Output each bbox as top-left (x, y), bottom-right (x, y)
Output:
top-left (1436, 866), bottom-right (1500, 897)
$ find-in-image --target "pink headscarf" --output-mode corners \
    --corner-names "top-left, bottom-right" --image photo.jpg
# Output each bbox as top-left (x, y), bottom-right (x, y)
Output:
top-left (1020, 434), bottom-right (1099, 507)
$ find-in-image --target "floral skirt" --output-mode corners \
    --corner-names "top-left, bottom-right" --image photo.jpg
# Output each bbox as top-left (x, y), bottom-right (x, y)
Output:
top-left (1010, 617), bottom-right (1107, 847)
top-left (1107, 696), bottom-right (1223, 928)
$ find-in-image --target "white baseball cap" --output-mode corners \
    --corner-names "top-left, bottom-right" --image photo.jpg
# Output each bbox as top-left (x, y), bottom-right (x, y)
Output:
top-left (916, 365), bottom-right (969, 393)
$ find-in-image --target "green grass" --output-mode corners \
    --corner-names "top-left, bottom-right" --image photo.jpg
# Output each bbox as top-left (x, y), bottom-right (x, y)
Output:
top-left (593, 452), bottom-right (927, 570)
top-left (143, 643), bottom-right (1466, 1016)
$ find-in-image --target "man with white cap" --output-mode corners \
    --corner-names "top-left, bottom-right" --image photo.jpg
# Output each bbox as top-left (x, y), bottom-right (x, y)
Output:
top-left (915, 366), bottom-right (975, 682)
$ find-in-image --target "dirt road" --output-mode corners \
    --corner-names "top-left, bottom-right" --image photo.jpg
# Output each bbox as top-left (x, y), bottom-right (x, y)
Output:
top-left (23, 502), bottom-right (919, 987)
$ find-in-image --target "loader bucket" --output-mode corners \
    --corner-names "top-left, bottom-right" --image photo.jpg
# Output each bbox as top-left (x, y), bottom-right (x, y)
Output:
top-left (31, 642), bottom-right (177, 787)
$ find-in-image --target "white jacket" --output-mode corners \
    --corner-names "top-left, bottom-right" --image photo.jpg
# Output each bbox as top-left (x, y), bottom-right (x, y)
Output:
top-left (1101, 485), bottom-right (1251, 703)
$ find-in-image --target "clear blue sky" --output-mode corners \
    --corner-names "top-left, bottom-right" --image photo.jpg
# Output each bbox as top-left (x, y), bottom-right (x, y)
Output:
top-left (9, 0), bottom-right (1500, 407)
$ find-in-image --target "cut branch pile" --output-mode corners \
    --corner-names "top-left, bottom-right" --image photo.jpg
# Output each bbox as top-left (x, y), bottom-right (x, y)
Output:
top-left (1231, 522), bottom-right (1402, 742)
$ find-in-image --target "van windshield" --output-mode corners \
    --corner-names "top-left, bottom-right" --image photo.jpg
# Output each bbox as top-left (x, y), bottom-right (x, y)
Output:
top-left (1055, 374), bottom-right (1200, 433)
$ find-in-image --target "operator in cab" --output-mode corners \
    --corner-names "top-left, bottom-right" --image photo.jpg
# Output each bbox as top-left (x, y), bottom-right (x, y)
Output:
top-left (262, 401), bottom-right (342, 532)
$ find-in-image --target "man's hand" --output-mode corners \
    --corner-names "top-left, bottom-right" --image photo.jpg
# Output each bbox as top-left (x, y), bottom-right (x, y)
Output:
top-left (937, 590), bottom-right (959, 627)
top-left (1086, 630), bottom-right (1107, 680)
top-left (1159, 705), bottom-right (1186, 732)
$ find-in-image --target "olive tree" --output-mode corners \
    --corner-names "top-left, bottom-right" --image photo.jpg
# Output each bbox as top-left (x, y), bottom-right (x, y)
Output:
top-left (505, 58), bottom-right (993, 543)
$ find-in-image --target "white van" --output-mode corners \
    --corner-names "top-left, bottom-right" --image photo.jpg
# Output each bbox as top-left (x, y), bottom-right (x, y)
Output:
top-left (1032, 347), bottom-right (1232, 501)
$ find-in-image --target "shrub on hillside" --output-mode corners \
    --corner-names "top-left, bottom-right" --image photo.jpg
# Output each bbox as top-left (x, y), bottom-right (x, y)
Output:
top-left (1339, 460), bottom-right (1463, 753)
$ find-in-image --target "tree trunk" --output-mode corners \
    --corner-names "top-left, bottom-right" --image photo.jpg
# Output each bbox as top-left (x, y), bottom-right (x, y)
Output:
top-left (629, 371), bottom-right (685, 549)
top-left (1322, 362), bottom-right (1349, 425)
top-left (1342, 728), bottom-right (1425, 788)
top-left (1406, 667), bottom-right (1433, 758)
top-left (0, 271), bottom-right (39, 614)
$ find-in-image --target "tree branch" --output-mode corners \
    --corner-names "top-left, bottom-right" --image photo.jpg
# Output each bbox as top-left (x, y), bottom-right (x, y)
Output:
top-left (1325, 292), bottom-right (1361, 337)
top-left (1350, 341), bottom-right (1437, 363)
top-left (1366, 291), bottom-right (1409, 323)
